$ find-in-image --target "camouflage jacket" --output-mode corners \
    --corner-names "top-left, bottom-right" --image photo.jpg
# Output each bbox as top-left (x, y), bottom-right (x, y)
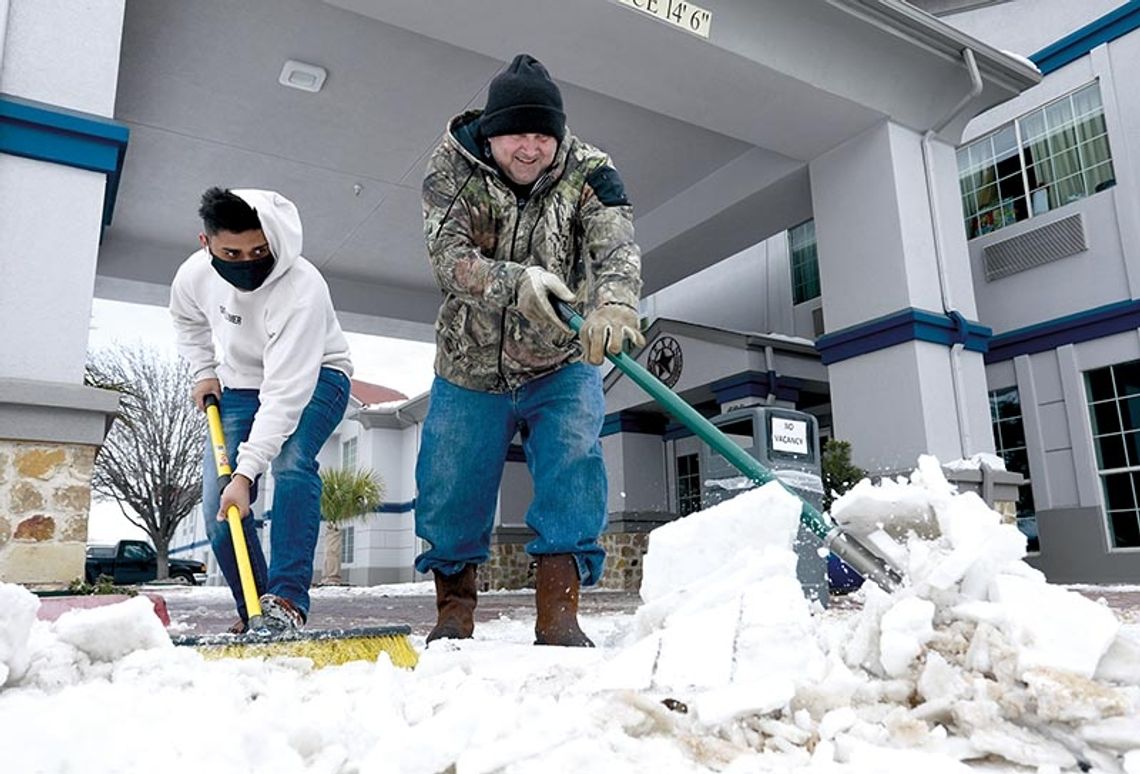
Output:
top-left (422, 110), bottom-right (643, 392)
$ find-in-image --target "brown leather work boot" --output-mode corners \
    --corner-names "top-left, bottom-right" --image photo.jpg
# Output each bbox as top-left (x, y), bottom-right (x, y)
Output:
top-left (426, 564), bottom-right (477, 644)
top-left (534, 554), bottom-right (595, 647)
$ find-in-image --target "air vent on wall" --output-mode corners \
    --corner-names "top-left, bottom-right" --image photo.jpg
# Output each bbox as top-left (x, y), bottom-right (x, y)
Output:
top-left (811, 306), bottom-right (825, 337)
top-left (983, 213), bottom-right (1086, 281)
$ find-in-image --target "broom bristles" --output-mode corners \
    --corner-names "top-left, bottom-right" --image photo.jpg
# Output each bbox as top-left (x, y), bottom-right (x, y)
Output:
top-left (173, 626), bottom-right (419, 669)
top-left (192, 634), bottom-right (418, 668)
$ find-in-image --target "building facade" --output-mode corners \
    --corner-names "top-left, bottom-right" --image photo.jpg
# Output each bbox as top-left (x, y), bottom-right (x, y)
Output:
top-left (302, 1), bottom-right (1140, 588)
top-left (12, 1), bottom-right (1137, 588)
top-left (941, 0), bottom-right (1140, 581)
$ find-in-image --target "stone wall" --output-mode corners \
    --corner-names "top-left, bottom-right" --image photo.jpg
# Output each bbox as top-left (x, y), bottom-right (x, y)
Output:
top-left (482, 529), bottom-right (652, 592)
top-left (0, 440), bottom-right (95, 587)
top-left (482, 541), bottom-right (533, 591)
top-left (596, 532), bottom-right (650, 591)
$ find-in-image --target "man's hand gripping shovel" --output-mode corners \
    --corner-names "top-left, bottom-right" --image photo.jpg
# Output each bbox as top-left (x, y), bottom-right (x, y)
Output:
top-left (203, 393), bottom-right (268, 632)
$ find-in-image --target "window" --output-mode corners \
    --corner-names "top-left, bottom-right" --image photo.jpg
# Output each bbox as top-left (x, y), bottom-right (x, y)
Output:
top-left (342, 436), bottom-right (358, 471)
top-left (122, 542), bottom-right (155, 561)
top-left (677, 453), bottom-right (702, 515)
top-left (789, 220), bottom-right (821, 304)
top-left (958, 82), bottom-right (1115, 239)
top-left (340, 526), bottom-right (355, 564)
top-left (1085, 361), bottom-right (1140, 548)
top-left (989, 387), bottom-right (1038, 551)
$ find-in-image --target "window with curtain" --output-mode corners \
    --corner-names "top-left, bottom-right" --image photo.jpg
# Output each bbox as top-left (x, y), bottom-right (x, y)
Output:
top-left (789, 219), bottom-right (821, 304)
top-left (958, 81), bottom-right (1115, 239)
top-left (1086, 361), bottom-right (1140, 549)
top-left (989, 387), bottom-right (1038, 552)
top-left (342, 436), bottom-right (358, 471)
top-left (340, 526), bottom-right (355, 564)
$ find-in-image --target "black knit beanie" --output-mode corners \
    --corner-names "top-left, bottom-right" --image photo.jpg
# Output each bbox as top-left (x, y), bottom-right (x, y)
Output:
top-left (480, 54), bottom-right (565, 140)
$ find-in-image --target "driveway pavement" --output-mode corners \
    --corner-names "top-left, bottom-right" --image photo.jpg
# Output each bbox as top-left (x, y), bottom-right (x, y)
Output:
top-left (153, 582), bottom-right (1140, 638)
top-left (157, 584), bottom-right (643, 637)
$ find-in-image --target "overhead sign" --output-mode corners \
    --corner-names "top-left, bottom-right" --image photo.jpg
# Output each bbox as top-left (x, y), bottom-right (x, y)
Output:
top-left (617, 0), bottom-right (712, 39)
top-left (771, 417), bottom-right (808, 455)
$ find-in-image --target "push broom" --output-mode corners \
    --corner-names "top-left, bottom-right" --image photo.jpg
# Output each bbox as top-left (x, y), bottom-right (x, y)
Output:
top-left (171, 394), bottom-right (419, 668)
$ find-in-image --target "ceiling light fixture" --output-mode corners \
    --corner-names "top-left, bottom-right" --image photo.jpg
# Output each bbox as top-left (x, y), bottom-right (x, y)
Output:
top-left (278, 60), bottom-right (327, 93)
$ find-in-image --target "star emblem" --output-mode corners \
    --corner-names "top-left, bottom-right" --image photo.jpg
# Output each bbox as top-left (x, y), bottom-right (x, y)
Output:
top-left (647, 336), bottom-right (683, 388)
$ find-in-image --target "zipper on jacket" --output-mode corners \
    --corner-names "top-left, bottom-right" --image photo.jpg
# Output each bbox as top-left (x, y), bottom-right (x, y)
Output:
top-left (497, 308), bottom-right (509, 391)
top-left (508, 195), bottom-right (525, 263)
top-left (499, 196), bottom-right (527, 389)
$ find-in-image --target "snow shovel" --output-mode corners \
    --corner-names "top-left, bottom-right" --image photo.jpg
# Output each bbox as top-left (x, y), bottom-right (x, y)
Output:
top-left (556, 301), bottom-right (904, 591)
top-left (171, 394), bottom-right (419, 668)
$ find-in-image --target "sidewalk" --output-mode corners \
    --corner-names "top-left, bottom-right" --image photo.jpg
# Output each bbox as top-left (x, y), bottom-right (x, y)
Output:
top-left (154, 582), bottom-right (1140, 637)
top-left (158, 584), bottom-right (643, 637)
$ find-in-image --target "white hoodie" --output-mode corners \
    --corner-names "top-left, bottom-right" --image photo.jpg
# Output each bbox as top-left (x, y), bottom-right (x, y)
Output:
top-left (169, 189), bottom-right (353, 482)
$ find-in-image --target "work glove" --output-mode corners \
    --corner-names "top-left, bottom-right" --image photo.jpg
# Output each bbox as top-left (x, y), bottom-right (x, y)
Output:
top-left (580, 303), bottom-right (645, 366)
top-left (516, 266), bottom-right (575, 334)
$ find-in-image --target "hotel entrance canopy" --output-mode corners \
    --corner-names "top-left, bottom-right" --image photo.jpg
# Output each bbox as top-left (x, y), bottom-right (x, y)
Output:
top-left (96, 0), bottom-right (1038, 339)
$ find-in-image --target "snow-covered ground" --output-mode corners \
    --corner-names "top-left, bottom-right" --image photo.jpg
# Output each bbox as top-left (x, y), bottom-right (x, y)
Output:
top-left (2, 456), bottom-right (1139, 774)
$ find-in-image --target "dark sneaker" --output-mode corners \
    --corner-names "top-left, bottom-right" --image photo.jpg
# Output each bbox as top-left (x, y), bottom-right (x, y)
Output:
top-left (259, 594), bottom-right (305, 633)
top-left (228, 618), bottom-right (248, 635)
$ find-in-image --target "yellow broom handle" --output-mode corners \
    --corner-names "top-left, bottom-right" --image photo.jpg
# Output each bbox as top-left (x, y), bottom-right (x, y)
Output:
top-left (203, 394), bottom-right (263, 623)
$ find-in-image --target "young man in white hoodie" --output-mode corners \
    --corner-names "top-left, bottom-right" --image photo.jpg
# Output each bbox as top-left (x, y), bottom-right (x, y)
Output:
top-left (170, 187), bottom-right (353, 633)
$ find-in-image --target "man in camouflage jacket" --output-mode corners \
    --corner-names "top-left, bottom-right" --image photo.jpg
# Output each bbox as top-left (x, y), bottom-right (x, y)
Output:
top-left (414, 53), bottom-right (644, 648)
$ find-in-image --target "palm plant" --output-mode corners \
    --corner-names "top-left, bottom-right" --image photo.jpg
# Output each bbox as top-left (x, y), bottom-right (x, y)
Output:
top-left (319, 467), bottom-right (384, 585)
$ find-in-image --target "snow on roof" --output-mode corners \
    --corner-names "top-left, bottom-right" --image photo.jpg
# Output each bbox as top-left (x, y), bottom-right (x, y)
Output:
top-left (941, 452), bottom-right (1007, 471)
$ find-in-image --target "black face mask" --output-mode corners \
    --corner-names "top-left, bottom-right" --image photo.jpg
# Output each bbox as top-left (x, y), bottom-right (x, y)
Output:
top-left (210, 252), bottom-right (276, 291)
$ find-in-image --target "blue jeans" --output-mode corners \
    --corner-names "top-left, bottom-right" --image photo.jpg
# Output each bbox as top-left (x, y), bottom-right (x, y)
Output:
top-left (202, 367), bottom-right (350, 620)
top-left (414, 362), bottom-right (607, 586)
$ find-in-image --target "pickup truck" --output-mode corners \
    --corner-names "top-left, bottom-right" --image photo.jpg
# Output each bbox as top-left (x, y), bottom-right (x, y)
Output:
top-left (85, 540), bottom-right (208, 586)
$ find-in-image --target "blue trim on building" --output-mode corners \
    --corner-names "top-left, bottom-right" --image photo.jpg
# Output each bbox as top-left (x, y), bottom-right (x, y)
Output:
top-left (664, 421), bottom-right (695, 442)
top-left (601, 410), bottom-right (668, 437)
top-left (169, 539), bottom-right (210, 555)
top-left (985, 299), bottom-right (1140, 364)
top-left (710, 371), bottom-right (802, 404)
top-left (814, 308), bottom-right (991, 366)
top-left (1030, 1), bottom-right (1140, 75)
top-left (375, 499), bottom-right (416, 514)
top-left (170, 500), bottom-right (417, 553)
top-left (0, 93), bottom-right (130, 225)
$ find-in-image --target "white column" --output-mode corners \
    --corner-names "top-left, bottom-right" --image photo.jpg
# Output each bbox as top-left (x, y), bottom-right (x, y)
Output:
top-left (0, 0), bottom-right (126, 382)
top-left (0, 0), bottom-right (126, 586)
top-left (810, 120), bottom-right (994, 472)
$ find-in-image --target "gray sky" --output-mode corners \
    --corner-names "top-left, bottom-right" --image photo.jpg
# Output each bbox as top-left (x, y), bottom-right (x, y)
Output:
top-left (88, 298), bottom-right (436, 398)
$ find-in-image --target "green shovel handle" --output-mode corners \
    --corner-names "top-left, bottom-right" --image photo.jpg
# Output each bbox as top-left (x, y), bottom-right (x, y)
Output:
top-left (554, 299), bottom-right (903, 590)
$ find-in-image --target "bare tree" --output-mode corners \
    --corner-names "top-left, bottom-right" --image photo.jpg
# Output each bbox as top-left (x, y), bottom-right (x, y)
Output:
top-left (88, 345), bottom-right (203, 579)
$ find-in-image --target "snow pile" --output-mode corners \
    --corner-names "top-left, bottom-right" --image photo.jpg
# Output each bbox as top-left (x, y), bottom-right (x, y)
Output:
top-left (0, 583), bottom-right (39, 687)
top-left (53, 595), bottom-right (172, 662)
top-left (1, 454), bottom-right (1139, 773)
top-left (611, 454), bottom-right (1140, 771)
top-left (0, 588), bottom-right (172, 695)
top-left (623, 482), bottom-right (825, 713)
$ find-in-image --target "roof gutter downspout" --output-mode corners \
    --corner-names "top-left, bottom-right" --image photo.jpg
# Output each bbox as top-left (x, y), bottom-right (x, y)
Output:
top-left (922, 47), bottom-right (982, 459)
top-left (765, 344), bottom-right (777, 405)
top-left (0, 0), bottom-right (10, 78)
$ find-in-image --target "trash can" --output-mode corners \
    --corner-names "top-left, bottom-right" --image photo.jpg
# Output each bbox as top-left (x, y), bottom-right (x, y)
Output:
top-left (698, 406), bottom-right (829, 606)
